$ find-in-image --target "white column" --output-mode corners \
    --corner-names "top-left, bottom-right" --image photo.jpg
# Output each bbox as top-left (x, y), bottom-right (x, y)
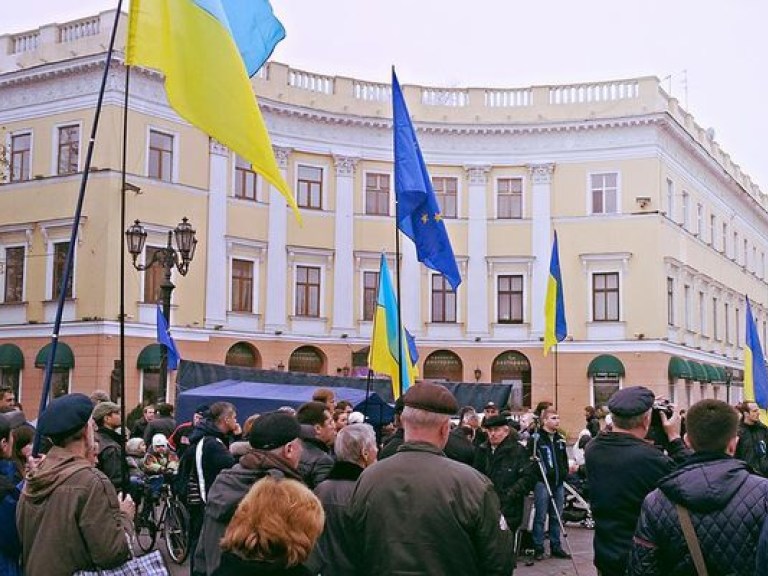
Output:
top-left (465, 165), bottom-right (490, 336)
top-left (400, 238), bottom-right (422, 334)
top-left (331, 155), bottom-right (358, 334)
top-left (204, 139), bottom-right (229, 328)
top-left (529, 163), bottom-right (555, 336)
top-left (264, 146), bottom-right (291, 333)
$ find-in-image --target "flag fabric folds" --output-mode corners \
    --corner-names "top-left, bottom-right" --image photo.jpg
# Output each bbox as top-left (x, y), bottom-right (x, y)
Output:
top-left (543, 231), bottom-right (567, 356)
top-left (744, 297), bottom-right (768, 413)
top-left (368, 255), bottom-right (418, 399)
top-left (157, 305), bottom-right (181, 371)
top-left (392, 69), bottom-right (461, 290)
top-left (127, 0), bottom-right (300, 221)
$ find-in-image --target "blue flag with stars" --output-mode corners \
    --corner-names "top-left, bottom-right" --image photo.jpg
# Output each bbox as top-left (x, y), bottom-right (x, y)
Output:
top-left (156, 304), bottom-right (180, 371)
top-left (392, 69), bottom-right (461, 290)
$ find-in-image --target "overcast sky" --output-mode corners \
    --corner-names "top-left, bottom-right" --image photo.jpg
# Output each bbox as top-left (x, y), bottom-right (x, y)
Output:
top-left (5, 1), bottom-right (768, 190)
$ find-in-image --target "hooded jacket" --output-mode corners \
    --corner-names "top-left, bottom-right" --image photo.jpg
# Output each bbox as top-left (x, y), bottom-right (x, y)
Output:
top-left (193, 450), bottom-right (303, 575)
top-left (16, 446), bottom-right (131, 576)
top-left (627, 454), bottom-right (768, 575)
top-left (734, 420), bottom-right (768, 476)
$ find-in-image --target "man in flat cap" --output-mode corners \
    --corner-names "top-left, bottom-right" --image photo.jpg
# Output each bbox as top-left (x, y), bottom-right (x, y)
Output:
top-left (93, 401), bottom-right (126, 490)
top-left (348, 383), bottom-right (515, 576)
top-left (16, 393), bottom-right (135, 576)
top-left (192, 410), bottom-right (304, 575)
top-left (585, 386), bottom-right (689, 576)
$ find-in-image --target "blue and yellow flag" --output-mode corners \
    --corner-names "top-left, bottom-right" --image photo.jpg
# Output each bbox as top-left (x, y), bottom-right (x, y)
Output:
top-left (744, 297), bottom-right (768, 416)
top-left (392, 69), bottom-right (461, 290)
top-left (368, 255), bottom-right (418, 399)
top-left (543, 231), bottom-right (567, 356)
top-left (156, 304), bottom-right (180, 371)
top-left (127, 0), bottom-right (300, 221)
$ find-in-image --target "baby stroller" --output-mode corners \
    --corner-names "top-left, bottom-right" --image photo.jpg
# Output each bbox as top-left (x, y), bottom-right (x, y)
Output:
top-left (562, 476), bottom-right (594, 529)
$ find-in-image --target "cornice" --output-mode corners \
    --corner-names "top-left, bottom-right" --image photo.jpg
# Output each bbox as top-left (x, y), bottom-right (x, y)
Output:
top-left (0, 53), bottom-right (124, 88)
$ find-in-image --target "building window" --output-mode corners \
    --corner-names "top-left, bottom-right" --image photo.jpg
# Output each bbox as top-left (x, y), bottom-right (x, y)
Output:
top-left (57, 125), bottom-right (80, 175)
top-left (744, 239), bottom-right (749, 269)
top-left (141, 368), bottom-right (165, 405)
top-left (231, 259), bottom-right (254, 313)
top-left (681, 191), bottom-right (689, 228)
top-left (295, 265), bottom-right (320, 317)
top-left (289, 345), bottom-right (325, 374)
top-left (684, 284), bottom-right (691, 330)
top-left (225, 342), bottom-right (259, 368)
top-left (0, 369), bottom-right (19, 401)
top-left (3, 247), bottom-right (24, 303)
top-left (234, 155), bottom-right (258, 201)
top-left (432, 176), bottom-right (458, 219)
top-left (431, 274), bottom-right (457, 323)
top-left (722, 223), bottom-right (728, 254)
top-left (667, 277), bottom-right (674, 326)
top-left (50, 369), bottom-right (70, 399)
top-left (365, 173), bottom-right (390, 216)
top-left (666, 178), bottom-right (674, 218)
top-left (699, 291), bottom-right (706, 336)
top-left (592, 272), bottom-right (619, 321)
top-left (590, 172), bottom-right (618, 214)
top-left (297, 165), bottom-right (323, 209)
top-left (148, 130), bottom-right (173, 182)
top-left (713, 297), bottom-right (718, 340)
top-left (725, 302), bottom-right (730, 344)
top-left (497, 275), bottom-right (523, 323)
top-left (423, 349), bottom-right (463, 381)
top-left (362, 271), bottom-right (379, 321)
top-left (736, 307), bottom-right (740, 348)
top-left (10, 133), bottom-right (31, 182)
top-left (593, 375), bottom-right (620, 412)
top-left (143, 247), bottom-right (163, 303)
top-left (709, 214), bottom-right (716, 247)
top-left (497, 178), bottom-right (523, 219)
top-left (52, 242), bottom-right (73, 299)
top-left (696, 203), bottom-right (704, 237)
top-left (733, 232), bottom-right (739, 261)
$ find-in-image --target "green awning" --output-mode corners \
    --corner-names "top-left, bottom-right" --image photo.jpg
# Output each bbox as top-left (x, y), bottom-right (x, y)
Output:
top-left (715, 366), bottom-right (727, 382)
top-left (668, 356), bottom-right (691, 380)
top-left (704, 364), bottom-right (721, 383)
top-left (587, 354), bottom-right (625, 377)
top-left (34, 342), bottom-right (75, 369)
top-left (137, 344), bottom-right (163, 369)
top-left (688, 361), bottom-right (709, 382)
top-left (0, 344), bottom-right (24, 369)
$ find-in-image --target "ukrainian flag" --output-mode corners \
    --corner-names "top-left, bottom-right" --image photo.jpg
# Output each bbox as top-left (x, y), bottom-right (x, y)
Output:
top-left (368, 255), bottom-right (418, 399)
top-left (127, 0), bottom-right (300, 221)
top-left (744, 297), bottom-right (768, 421)
top-left (543, 231), bottom-right (567, 356)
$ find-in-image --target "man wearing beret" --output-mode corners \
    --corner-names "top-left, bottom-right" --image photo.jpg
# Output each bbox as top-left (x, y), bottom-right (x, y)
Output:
top-left (93, 401), bottom-right (127, 491)
top-left (348, 382), bottom-right (515, 576)
top-left (585, 386), bottom-right (690, 576)
top-left (16, 393), bottom-right (135, 576)
top-left (192, 411), bottom-right (304, 575)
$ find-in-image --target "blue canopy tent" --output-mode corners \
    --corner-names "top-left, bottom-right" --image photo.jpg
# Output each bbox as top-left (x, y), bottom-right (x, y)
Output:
top-left (176, 379), bottom-right (394, 426)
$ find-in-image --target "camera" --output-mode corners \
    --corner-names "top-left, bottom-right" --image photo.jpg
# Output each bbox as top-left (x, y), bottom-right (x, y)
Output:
top-left (652, 399), bottom-right (674, 419)
top-left (647, 399), bottom-right (674, 449)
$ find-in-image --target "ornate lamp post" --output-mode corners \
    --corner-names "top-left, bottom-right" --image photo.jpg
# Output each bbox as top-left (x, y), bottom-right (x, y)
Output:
top-left (125, 217), bottom-right (197, 389)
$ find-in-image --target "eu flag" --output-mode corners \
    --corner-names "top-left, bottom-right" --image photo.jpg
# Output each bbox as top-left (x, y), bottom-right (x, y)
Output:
top-left (392, 69), bottom-right (461, 290)
top-left (156, 304), bottom-right (180, 371)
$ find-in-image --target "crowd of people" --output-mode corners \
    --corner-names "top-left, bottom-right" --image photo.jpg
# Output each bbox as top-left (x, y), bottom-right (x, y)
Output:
top-left (2, 381), bottom-right (768, 574)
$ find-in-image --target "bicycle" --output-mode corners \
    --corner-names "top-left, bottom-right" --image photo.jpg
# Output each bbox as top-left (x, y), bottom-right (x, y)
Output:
top-left (134, 472), bottom-right (191, 564)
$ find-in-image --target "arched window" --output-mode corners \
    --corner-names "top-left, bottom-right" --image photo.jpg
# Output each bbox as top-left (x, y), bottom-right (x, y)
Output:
top-left (422, 350), bottom-right (463, 382)
top-left (225, 342), bottom-right (261, 368)
top-left (136, 344), bottom-right (165, 405)
top-left (491, 350), bottom-right (531, 409)
top-left (35, 342), bottom-right (74, 399)
top-left (289, 346), bottom-right (326, 374)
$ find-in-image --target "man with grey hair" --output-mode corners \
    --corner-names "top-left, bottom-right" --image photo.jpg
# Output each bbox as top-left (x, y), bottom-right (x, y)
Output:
top-left (348, 383), bottom-right (514, 576)
top-left (311, 424), bottom-right (378, 575)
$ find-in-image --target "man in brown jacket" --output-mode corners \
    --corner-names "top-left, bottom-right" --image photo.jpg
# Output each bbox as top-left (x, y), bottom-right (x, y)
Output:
top-left (16, 393), bottom-right (135, 576)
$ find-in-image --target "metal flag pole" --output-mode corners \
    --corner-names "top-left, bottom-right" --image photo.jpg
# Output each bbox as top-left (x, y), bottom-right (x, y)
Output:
top-left (392, 66), bottom-right (406, 399)
top-left (34, 2), bottom-right (126, 455)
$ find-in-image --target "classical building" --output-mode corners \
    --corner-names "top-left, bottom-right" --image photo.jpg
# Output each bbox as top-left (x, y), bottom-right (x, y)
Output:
top-left (0, 11), bottom-right (763, 432)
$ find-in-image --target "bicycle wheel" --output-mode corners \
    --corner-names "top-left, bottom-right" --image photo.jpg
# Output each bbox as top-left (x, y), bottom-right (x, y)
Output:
top-left (134, 498), bottom-right (158, 553)
top-left (163, 497), bottom-right (190, 564)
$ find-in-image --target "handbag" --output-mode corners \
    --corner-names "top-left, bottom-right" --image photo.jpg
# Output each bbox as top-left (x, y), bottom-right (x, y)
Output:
top-left (676, 504), bottom-right (709, 576)
top-left (73, 531), bottom-right (169, 576)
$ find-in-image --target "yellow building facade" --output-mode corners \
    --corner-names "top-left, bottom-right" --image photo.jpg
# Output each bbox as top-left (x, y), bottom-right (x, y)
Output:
top-left (1, 11), bottom-right (765, 433)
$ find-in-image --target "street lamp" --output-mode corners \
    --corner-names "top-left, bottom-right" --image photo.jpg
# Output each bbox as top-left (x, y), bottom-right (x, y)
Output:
top-left (125, 217), bottom-right (197, 389)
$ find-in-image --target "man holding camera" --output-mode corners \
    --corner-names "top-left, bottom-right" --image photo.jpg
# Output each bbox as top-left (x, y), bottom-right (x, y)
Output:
top-left (584, 386), bottom-right (690, 576)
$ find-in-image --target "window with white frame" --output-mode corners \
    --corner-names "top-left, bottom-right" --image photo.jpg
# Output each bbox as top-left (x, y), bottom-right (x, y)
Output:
top-left (722, 222), bottom-right (728, 254)
top-left (713, 296), bottom-right (719, 340)
top-left (52, 242), bottom-right (74, 299)
top-left (142, 369), bottom-right (165, 405)
top-left (143, 246), bottom-right (164, 303)
top-left (10, 132), bottom-right (31, 182)
top-left (681, 191), bottom-right (689, 228)
top-left (431, 274), bottom-right (457, 323)
top-left (736, 307), bottom-right (741, 348)
top-left (699, 291), bottom-right (706, 336)
top-left (362, 270), bottom-right (379, 321)
top-left (590, 172), bottom-right (618, 214)
top-left (733, 231), bottom-right (739, 262)
top-left (3, 246), bottom-right (24, 303)
top-left (497, 178), bottom-right (523, 219)
top-left (666, 178), bottom-right (674, 217)
top-left (231, 259), bottom-right (254, 313)
top-left (148, 129), bottom-right (174, 182)
top-left (593, 375), bottom-right (620, 412)
top-left (432, 176), bottom-right (458, 219)
top-left (667, 277), bottom-right (675, 326)
top-left (497, 275), bottom-right (523, 323)
top-left (295, 265), bottom-right (321, 317)
top-left (696, 203), bottom-right (703, 237)
top-left (725, 302), bottom-right (730, 344)
top-left (684, 284), bottom-right (691, 330)
top-left (57, 125), bottom-right (80, 175)
top-left (234, 155), bottom-right (258, 201)
top-left (592, 272), bottom-right (619, 321)
top-left (297, 165), bottom-right (323, 210)
top-left (709, 214), bottom-right (716, 247)
top-left (365, 173), bottom-right (390, 216)
top-left (744, 239), bottom-right (749, 269)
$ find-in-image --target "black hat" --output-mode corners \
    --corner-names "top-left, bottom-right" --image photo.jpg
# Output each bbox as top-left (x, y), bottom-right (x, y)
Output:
top-left (608, 386), bottom-right (655, 417)
top-left (483, 413), bottom-right (511, 428)
top-left (38, 393), bottom-right (94, 438)
top-left (403, 383), bottom-right (458, 415)
top-left (0, 409), bottom-right (27, 430)
top-left (195, 404), bottom-right (210, 416)
top-left (484, 401), bottom-right (497, 410)
top-left (249, 411), bottom-right (301, 450)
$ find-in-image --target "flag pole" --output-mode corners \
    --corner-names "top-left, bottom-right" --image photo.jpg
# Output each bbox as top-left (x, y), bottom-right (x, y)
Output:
top-left (392, 66), bottom-right (406, 398)
top-left (554, 342), bottom-right (559, 409)
top-left (34, 2), bottom-right (126, 455)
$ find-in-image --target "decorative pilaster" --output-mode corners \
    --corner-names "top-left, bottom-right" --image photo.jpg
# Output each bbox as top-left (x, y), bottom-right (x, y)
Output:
top-left (331, 155), bottom-right (359, 334)
top-left (464, 165), bottom-right (491, 336)
top-left (204, 138), bottom-right (229, 328)
top-left (528, 163), bottom-right (556, 336)
top-left (264, 147), bottom-right (293, 332)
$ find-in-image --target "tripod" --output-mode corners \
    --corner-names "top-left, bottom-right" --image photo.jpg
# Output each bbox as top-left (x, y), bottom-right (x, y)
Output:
top-left (529, 419), bottom-right (581, 575)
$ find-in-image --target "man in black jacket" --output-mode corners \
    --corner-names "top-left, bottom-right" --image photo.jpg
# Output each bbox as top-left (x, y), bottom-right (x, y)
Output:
top-left (627, 399), bottom-right (768, 575)
top-left (585, 386), bottom-right (689, 576)
top-left (296, 401), bottom-right (336, 488)
top-left (734, 400), bottom-right (768, 476)
top-left (93, 401), bottom-right (126, 491)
